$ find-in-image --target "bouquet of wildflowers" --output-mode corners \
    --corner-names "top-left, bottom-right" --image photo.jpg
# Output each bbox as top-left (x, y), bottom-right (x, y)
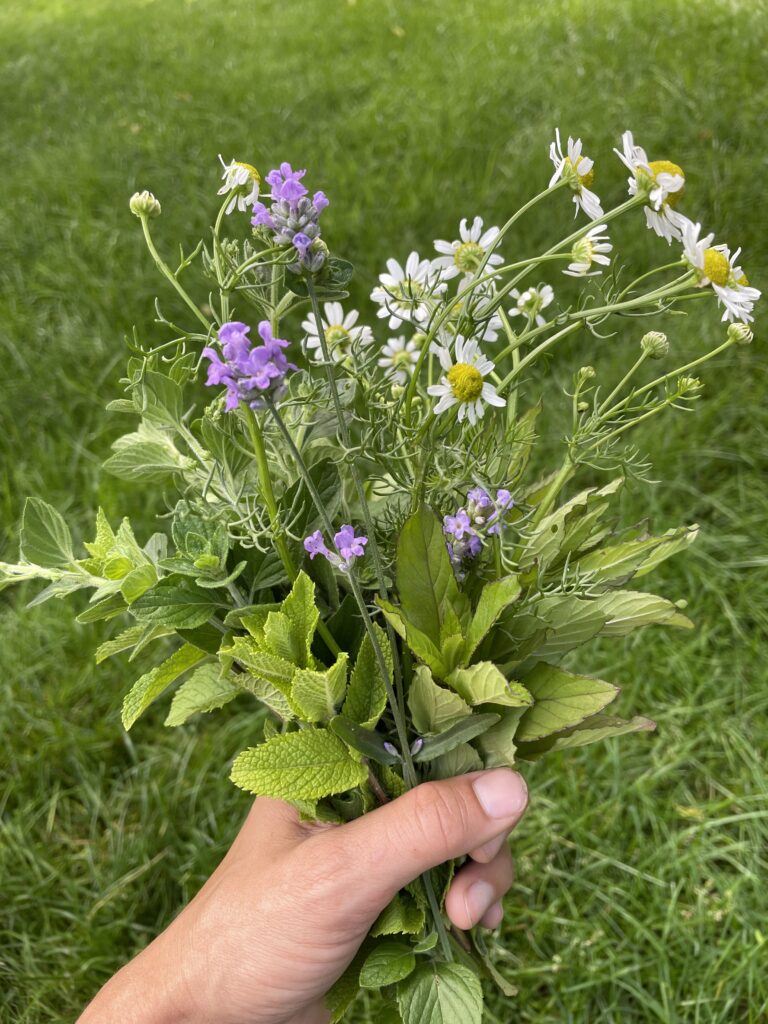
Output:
top-left (1, 130), bottom-right (759, 1022)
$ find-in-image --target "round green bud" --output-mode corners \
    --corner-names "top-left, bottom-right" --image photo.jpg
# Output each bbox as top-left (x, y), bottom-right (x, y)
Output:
top-left (677, 375), bottom-right (702, 395)
top-left (577, 400), bottom-right (590, 413)
top-left (576, 365), bottom-right (596, 386)
top-left (727, 322), bottom-right (753, 346)
top-left (641, 331), bottom-right (669, 359)
top-left (129, 190), bottom-right (161, 218)
top-left (412, 332), bottom-right (428, 349)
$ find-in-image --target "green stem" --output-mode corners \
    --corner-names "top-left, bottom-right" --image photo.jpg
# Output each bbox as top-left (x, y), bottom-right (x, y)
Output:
top-left (140, 216), bottom-right (211, 331)
top-left (529, 455), bottom-right (575, 530)
top-left (598, 350), bottom-right (648, 415)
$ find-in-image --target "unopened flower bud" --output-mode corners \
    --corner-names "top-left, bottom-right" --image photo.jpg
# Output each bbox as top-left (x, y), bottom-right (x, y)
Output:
top-left (412, 332), bottom-right (428, 349)
top-left (641, 331), bottom-right (668, 359)
top-left (129, 190), bottom-right (161, 218)
top-left (677, 375), bottom-right (702, 395)
top-left (727, 322), bottom-right (753, 346)
top-left (577, 400), bottom-right (590, 412)
top-left (576, 365), bottom-right (596, 386)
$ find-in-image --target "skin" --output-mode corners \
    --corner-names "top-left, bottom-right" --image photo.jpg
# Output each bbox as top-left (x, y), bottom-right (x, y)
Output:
top-left (78, 767), bottom-right (528, 1024)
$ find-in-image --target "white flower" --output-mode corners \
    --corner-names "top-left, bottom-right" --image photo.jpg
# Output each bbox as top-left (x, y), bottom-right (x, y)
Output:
top-left (509, 285), bottom-right (555, 326)
top-left (377, 335), bottom-right (421, 384)
top-left (427, 336), bottom-right (505, 425)
top-left (563, 225), bottom-right (612, 277)
top-left (445, 280), bottom-right (504, 342)
top-left (301, 302), bottom-right (373, 363)
top-left (217, 156), bottom-right (260, 215)
top-left (432, 217), bottom-right (504, 280)
top-left (678, 216), bottom-right (761, 323)
top-left (614, 131), bottom-right (685, 242)
top-left (549, 129), bottom-right (604, 220)
top-left (370, 251), bottom-right (447, 329)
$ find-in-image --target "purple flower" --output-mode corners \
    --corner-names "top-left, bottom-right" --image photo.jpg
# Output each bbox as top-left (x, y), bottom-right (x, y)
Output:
top-left (201, 320), bottom-right (295, 410)
top-left (443, 485), bottom-right (515, 576)
top-left (250, 161), bottom-right (329, 273)
top-left (443, 510), bottom-right (472, 540)
top-left (303, 524), bottom-right (368, 572)
top-left (265, 162), bottom-right (308, 202)
top-left (251, 201), bottom-right (276, 230)
top-left (467, 487), bottom-right (492, 510)
top-left (292, 232), bottom-right (312, 257)
top-left (313, 191), bottom-right (329, 212)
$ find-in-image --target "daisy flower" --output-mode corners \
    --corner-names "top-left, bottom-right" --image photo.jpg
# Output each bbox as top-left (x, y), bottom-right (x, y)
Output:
top-left (377, 335), bottom-right (420, 384)
top-left (427, 336), bottom-right (505, 425)
top-left (549, 129), bottom-right (604, 221)
top-left (563, 225), bottom-right (612, 277)
top-left (370, 252), bottom-right (447, 328)
top-left (217, 156), bottom-right (260, 215)
top-left (508, 285), bottom-right (555, 326)
top-left (301, 302), bottom-right (373, 364)
top-left (614, 131), bottom-right (685, 243)
top-left (432, 217), bottom-right (504, 280)
top-left (678, 216), bottom-right (761, 323)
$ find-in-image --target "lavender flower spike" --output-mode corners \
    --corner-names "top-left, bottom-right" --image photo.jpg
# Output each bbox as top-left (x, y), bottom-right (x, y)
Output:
top-left (303, 524), bottom-right (368, 572)
top-left (201, 319), bottom-right (295, 411)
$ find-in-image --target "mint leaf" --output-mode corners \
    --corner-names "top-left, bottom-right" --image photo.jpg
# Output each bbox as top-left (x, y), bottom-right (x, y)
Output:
top-left (448, 662), bottom-right (532, 709)
top-left (397, 962), bottom-right (483, 1024)
top-left (291, 654), bottom-right (349, 723)
top-left (132, 581), bottom-right (217, 629)
top-left (230, 729), bottom-right (367, 800)
top-left (226, 639), bottom-right (295, 695)
top-left (461, 576), bottom-right (521, 662)
top-left (476, 708), bottom-right (527, 768)
top-left (280, 571), bottom-right (319, 668)
top-left (360, 942), bottom-right (416, 989)
top-left (20, 498), bottom-right (75, 568)
top-left (343, 623), bottom-right (390, 728)
top-left (516, 663), bottom-right (619, 742)
top-left (371, 892), bottom-right (426, 937)
top-left (164, 665), bottom-right (241, 726)
top-left (121, 644), bottom-right (206, 729)
top-left (408, 665), bottom-right (471, 734)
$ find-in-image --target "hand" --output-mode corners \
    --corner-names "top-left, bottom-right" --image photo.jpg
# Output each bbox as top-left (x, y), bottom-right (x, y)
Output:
top-left (78, 768), bottom-right (528, 1024)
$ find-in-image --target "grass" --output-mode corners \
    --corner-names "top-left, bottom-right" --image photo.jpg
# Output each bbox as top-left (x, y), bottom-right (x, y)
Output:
top-left (1, 0), bottom-right (767, 1020)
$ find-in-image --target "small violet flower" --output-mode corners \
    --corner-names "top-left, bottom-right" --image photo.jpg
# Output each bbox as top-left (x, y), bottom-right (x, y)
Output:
top-left (304, 525), bottom-right (368, 573)
top-left (251, 161), bottom-right (329, 273)
top-left (443, 487), bottom-right (515, 576)
top-left (202, 320), bottom-right (295, 411)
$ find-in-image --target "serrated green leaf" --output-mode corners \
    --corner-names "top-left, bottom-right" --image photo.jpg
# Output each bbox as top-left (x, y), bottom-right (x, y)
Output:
top-left (76, 592), bottom-right (126, 624)
top-left (360, 942), bottom-right (416, 989)
top-left (280, 571), bottom-right (319, 668)
top-left (164, 664), bottom-right (240, 726)
top-left (84, 508), bottom-right (117, 563)
top-left (521, 478), bottom-right (623, 572)
top-left (95, 624), bottom-right (146, 663)
top-left (226, 638), bottom-right (295, 694)
top-left (397, 962), bottom-right (482, 1024)
top-left (263, 611), bottom-right (300, 663)
top-left (371, 891), bottom-right (426, 937)
top-left (407, 665), bottom-right (471, 734)
top-left (413, 713), bottom-right (499, 762)
top-left (291, 653), bottom-right (349, 722)
top-left (20, 498), bottom-right (75, 568)
top-left (121, 563), bottom-right (158, 603)
top-left (103, 555), bottom-right (134, 580)
top-left (344, 623), bottom-right (390, 728)
top-left (447, 662), bottom-right (532, 709)
top-left (121, 644), bottom-right (206, 729)
top-left (239, 673), bottom-right (294, 719)
top-left (396, 506), bottom-right (460, 646)
top-left (225, 603), bottom-right (282, 643)
top-left (525, 594), bottom-right (607, 661)
top-left (132, 581), bottom-right (217, 628)
top-left (230, 729), bottom-right (367, 800)
top-left (461, 576), bottom-right (521, 662)
top-left (516, 663), bottom-right (619, 742)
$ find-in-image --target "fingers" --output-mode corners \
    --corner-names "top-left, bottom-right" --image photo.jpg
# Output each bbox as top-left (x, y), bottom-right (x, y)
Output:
top-left (444, 843), bottom-right (514, 930)
top-left (319, 769), bottom-right (528, 907)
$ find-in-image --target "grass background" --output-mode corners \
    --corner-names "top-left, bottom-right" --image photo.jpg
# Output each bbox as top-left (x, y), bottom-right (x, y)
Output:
top-left (1, 0), bottom-right (767, 1020)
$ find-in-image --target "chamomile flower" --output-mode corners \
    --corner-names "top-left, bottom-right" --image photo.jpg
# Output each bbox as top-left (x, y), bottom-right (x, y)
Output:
top-left (370, 252), bottom-right (447, 328)
top-left (217, 156), bottom-right (261, 215)
top-left (678, 216), bottom-right (761, 323)
top-left (614, 131), bottom-right (685, 243)
top-left (301, 302), bottom-right (373, 364)
top-left (378, 335), bottom-right (420, 384)
top-left (432, 217), bottom-right (504, 280)
top-left (427, 336), bottom-right (505, 425)
top-left (549, 129), bottom-right (604, 220)
top-left (509, 285), bottom-right (555, 326)
top-left (563, 225), bottom-right (612, 277)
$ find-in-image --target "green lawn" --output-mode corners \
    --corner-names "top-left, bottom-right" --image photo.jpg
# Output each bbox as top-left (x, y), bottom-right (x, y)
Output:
top-left (1, 0), bottom-right (767, 1020)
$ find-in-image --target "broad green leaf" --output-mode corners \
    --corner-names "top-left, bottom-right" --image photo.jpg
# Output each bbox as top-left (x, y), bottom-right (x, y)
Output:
top-left (407, 665), bottom-right (471, 734)
top-left (164, 664), bottom-right (241, 726)
top-left (476, 708), bottom-right (527, 768)
top-left (263, 611), bottom-right (301, 664)
top-left (414, 713), bottom-right (500, 762)
top-left (225, 603), bottom-right (282, 644)
top-left (280, 571), bottom-right (319, 668)
top-left (396, 506), bottom-right (460, 646)
top-left (104, 439), bottom-right (192, 482)
top-left (20, 498), bottom-right (75, 568)
top-left (25, 573), bottom-right (94, 606)
top-left (226, 638), bottom-right (295, 695)
top-left (516, 663), bottom-right (619, 742)
top-left (76, 592), bottom-right (126, 624)
top-left (121, 644), bottom-right (206, 729)
top-left (429, 742), bottom-right (483, 780)
top-left (240, 673), bottom-right (293, 719)
top-left (120, 563), bottom-right (158, 603)
top-left (516, 713), bottom-right (656, 760)
top-left (526, 594), bottom-right (606, 660)
top-left (343, 623), bottom-right (390, 728)
top-left (520, 478), bottom-right (622, 571)
top-left (371, 892), bottom-right (426, 937)
top-left (360, 942), bottom-right (416, 989)
top-left (461, 576), bottom-right (521, 662)
top-left (593, 590), bottom-right (694, 636)
top-left (177, 621), bottom-right (225, 654)
top-left (447, 662), bottom-right (532, 709)
top-left (230, 729), bottom-right (367, 800)
top-left (95, 624), bottom-right (147, 663)
top-left (133, 367), bottom-right (184, 426)
top-left (132, 581), bottom-right (217, 629)
top-left (577, 525), bottom-right (698, 582)
top-left (397, 962), bottom-right (483, 1024)
top-left (103, 555), bottom-right (134, 580)
top-left (291, 653), bottom-right (349, 723)
top-left (330, 716), bottom-right (399, 766)
top-left (83, 508), bottom-right (117, 563)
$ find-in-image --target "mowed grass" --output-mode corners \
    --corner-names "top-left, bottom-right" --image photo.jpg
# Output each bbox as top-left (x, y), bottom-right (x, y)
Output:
top-left (1, 0), bottom-right (767, 1020)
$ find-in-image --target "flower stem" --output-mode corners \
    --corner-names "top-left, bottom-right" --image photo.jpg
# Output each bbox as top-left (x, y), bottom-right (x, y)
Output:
top-left (140, 216), bottom-right (212, 331)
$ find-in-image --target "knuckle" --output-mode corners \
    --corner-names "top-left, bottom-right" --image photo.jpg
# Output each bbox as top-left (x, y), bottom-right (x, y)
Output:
top-left (409, 781), bottom-right (470, 859)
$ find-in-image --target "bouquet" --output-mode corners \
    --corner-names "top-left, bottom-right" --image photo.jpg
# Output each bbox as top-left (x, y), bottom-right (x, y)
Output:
top-left (1, 130), bottom-right (759, 1022)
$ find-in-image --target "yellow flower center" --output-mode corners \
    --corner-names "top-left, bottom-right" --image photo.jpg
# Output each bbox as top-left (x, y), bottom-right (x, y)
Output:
top-left (447, 362), bottom-right (484, 402)
top-left (453, 241), bottom-right (485, 273)
top-left (572, 238), bottom-right (595, 265)
top-left (647, 159), bottom-right (685, 207)
top-left (234, 161), bottom-right (260, 185)
top-left (394, 280), bottom-right (427, 303)
top-left (702, 248), bottom-right (730, 287)
top-left (566, 157), bottom-right (594, 189)
top-left (736, 272), bottom-right (749, 287)
top-left (325, 325), bottom-right (351, 350)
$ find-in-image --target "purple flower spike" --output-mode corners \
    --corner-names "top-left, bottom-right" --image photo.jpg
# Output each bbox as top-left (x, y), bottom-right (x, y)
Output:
top-left (250, 161), bottom-right (328, 273)
top-left (304, 524), bottom-right (368, 573)
top-left (202, 319), bottom-right (294, 410)
top-left (334, 525), bottom-right (368, 563)
top-left (265, 162), bottom-right (308, 202)
top-left (443, 484), bottom-right (515, 577)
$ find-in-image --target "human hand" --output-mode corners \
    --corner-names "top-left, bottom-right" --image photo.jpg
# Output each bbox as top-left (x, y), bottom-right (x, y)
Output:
top-left (78, 768), bottom-right (528, 1024)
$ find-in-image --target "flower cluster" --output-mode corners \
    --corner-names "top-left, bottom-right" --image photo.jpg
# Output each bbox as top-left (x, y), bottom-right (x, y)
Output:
top-left (202, 320), bottom-right (295, 410)
top-left (251, 162), bottom-right (329, 272)
top-left (304, 525), bottom-right (368, 572)
top-left (443, 487), bottom-right (515, 576)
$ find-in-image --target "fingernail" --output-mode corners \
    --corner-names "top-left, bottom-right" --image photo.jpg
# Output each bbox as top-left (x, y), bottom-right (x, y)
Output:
top-left (472, 770), bottom-right (528, 820)
top-left (481, 901), bottom-right (504, 929)
top-left (465, 880), bottom-right (496, 925)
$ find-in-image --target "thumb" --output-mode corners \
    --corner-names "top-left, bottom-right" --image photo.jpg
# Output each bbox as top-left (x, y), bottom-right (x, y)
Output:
top-left (321, 769), bottom-right (528, 907)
